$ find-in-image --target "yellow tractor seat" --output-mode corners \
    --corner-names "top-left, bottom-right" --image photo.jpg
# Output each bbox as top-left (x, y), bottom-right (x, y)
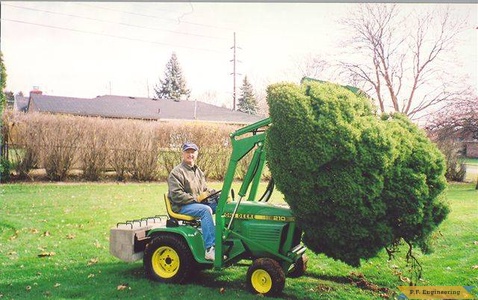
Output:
top-left (163, 194), bottom-right (197, 222)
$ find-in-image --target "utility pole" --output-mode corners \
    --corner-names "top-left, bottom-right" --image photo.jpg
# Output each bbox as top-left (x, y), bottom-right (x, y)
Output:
top-left (194, 98), bottom-right (197, 120)
top-left (230, 32), bottom-right (241, 111)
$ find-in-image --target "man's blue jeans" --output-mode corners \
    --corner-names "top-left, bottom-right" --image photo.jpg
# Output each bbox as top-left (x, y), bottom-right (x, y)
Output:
top-left (179, 202), bottom-right (216, 249)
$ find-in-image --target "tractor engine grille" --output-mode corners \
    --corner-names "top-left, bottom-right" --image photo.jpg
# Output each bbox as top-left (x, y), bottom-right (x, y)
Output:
top-left (242, 222), bottom-right (285, 251)
top-left (248, 227), bottom-right (282, 242)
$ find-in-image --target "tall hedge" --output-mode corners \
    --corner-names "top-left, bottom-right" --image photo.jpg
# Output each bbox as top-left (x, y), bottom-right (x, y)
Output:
top-left (266, 81), bottom-right (448, 267)
top-left (3, 112), bottom-right (247, 182)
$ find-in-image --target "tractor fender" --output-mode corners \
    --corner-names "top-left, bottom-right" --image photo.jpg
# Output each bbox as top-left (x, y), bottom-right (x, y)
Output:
top-left (147, 226), bottom-right (208, 263)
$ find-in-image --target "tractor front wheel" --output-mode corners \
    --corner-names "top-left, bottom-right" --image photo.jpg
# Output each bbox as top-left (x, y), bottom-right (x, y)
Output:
top-left (246, 258), bottom-right (285, 296)
top-left (143, 234), bottom-right (195, 284)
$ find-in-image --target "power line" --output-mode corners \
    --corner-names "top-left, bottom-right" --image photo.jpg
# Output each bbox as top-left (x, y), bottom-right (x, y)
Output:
top-left (1, 18), bottom-right (227, 54)
top-left (3, 3), bottom-right (228, 41)
top-left (85, 2), bottom-right (309, 43)
top-left (3, 3), bottom-right (308, 49)
top-left (74, 2), bottom-right (236, 32)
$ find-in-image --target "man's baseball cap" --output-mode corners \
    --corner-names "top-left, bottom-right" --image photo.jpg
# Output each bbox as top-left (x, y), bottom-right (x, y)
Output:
top-left (182, 142), bottom-right (198, 152)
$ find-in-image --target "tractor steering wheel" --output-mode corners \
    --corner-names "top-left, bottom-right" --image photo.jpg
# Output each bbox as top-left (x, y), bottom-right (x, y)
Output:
top-left (200, 189), bottom-right (222, 203)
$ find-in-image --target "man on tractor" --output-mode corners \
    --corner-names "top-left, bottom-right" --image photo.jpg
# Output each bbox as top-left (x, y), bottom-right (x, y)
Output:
top-left (111, 120), bottom-right (307, 296)
top-left (167, 142), bottom-right (219, 261)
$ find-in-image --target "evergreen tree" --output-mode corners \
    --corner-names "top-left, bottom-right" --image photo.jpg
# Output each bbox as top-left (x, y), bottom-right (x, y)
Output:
top-left (0, 51), bottom-right (10, 182)
top-left (5, 91), bottom-right (14, 109)
top-left (237, 76), bottom-right (258, 115)
top-left (154, 52), bottom-right (190, 101)
top-left (266, 81), bottom-right (449, 275)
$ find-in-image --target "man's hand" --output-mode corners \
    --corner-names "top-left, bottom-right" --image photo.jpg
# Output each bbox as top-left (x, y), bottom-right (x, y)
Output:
top-left (198, 190), bottom-right (221, 204)
top-left (197, 191), bottom-right (210, 203)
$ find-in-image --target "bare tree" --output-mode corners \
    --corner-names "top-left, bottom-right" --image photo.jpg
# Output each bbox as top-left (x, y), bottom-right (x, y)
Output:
top-left (340, 4), bottom-right (467, 119)
top-left (295, 53), bottom-right (330, 79)
top-left (283, 53), bottom-right (341, 88)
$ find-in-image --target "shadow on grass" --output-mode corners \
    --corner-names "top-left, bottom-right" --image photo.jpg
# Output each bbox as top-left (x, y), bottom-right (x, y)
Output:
top-left (128, 263), bottom-right (366, 299)
top-left (112, 262), bottom-right (299, 299)
top-left (95, 261), bottom-right (392, 299)
top-left (191, 271), bottom-right (305, 300)
top-left (2, 258), bottom-right (394, 300)
top-left (115, 263), bottom-right (146, 279)
top-left (306, 271), bottom-right (351, 284)
top-left (188, 266), bottom-right (324, 300)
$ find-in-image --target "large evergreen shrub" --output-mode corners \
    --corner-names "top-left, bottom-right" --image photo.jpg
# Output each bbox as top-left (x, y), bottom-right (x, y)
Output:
top-left (266, 81), bottom-right (448, 267)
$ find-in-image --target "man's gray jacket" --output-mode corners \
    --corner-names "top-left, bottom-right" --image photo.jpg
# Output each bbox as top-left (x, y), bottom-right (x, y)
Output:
top-left (167, 162), bottom-right (208, 213)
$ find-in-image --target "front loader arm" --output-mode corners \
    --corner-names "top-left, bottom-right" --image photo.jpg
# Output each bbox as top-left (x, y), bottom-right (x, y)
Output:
top-left (214, 117), bottom-right (271, 268)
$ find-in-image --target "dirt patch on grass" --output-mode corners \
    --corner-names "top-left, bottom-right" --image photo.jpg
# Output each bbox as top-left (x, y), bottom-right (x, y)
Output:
top-left (347, 272), bottom-right (393, 298)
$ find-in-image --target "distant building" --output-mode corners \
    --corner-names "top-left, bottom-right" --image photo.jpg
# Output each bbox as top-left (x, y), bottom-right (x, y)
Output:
top-left (465, 141), bottom-right (478, 158)
top-left (13, 94), bottom-right (29, 112)
top-left (14, 89), bottom-right (264, 125)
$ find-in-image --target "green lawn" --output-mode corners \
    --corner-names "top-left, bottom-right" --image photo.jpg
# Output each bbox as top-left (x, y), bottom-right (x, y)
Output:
top-left (465, 160), bottom-right (478, 182)
top-left (464, 158), bottom-right (478, 165)
top-left (1, 182), bottom-right (476, 299)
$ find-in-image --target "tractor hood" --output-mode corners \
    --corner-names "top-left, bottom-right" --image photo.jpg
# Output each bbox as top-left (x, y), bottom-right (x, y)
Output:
top-left (223, 201), bottom-right (295, 223)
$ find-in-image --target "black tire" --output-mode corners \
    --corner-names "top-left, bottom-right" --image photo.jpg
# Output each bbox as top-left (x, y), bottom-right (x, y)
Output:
top-left (246, 258), bottom-right (286, 296)
top-left (287, 254), bottom-right (308, 278)
top-left (143, 234), bottom-right (195, 284)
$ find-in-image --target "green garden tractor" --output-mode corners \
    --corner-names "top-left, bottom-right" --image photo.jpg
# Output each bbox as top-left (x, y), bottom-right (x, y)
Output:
top-left (110, 118), bottom-right (307, 296)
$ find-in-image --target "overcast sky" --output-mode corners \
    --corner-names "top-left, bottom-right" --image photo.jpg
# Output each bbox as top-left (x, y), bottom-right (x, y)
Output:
top-left (1, 2), bottom-right (477, 108)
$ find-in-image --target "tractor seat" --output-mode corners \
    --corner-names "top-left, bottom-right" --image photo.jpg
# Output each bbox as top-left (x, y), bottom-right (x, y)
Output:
top-left (163, 194), bottom-right (198, 225)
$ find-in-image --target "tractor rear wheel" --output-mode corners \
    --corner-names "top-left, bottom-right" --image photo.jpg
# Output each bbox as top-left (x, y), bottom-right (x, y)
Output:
top-left (143, 234), bottom-right (195, 284)
top-left (287, 254), bottom-right (308, 278)
top-left (246, 258), bottom-right (285, 296)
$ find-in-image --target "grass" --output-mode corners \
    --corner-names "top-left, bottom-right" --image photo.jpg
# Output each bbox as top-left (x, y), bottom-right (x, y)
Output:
top-left (463, 158), bottom-right (478, 165)
top-left (1, 182), bottom-right (477, 299)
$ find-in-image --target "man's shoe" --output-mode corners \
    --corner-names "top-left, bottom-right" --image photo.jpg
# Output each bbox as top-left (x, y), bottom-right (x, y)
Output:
top-left (205, 246), bottom-right (227, 261)
top-left (205, 246), bottom-right (215, 261)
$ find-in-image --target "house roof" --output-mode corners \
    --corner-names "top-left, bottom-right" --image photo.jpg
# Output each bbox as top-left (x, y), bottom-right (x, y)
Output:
top-left (26, 94), bottom-right (264, 124)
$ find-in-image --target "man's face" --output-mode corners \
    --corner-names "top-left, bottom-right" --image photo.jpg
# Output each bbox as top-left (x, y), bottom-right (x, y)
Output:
top-left (182, 149), bottom-right (198, 166)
